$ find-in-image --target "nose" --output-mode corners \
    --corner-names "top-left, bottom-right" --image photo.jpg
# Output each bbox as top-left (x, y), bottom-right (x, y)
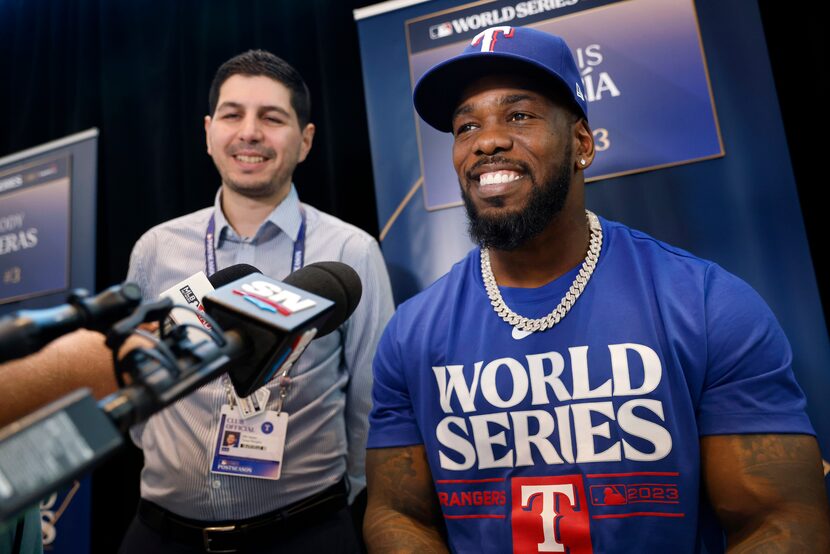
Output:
top-left (473, 123), bottom-right (512, 156)
top-left (238, 114), bottom-right (263, 143)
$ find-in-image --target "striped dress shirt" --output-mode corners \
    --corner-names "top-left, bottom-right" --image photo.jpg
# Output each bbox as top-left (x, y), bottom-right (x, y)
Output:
top-left (126, 185), bottom-right (394, 520)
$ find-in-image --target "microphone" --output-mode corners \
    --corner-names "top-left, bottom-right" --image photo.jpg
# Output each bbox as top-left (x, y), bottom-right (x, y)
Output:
top-left (103, 262), bottom-right (361, 427)
top-left (0, 263), bottom-right (361, 523)
top-left (156, 264), bottom-right (260, 338)
top-left (0, 283), bottom-right (143, 363)
top-left (209, 264), bottom-right (261, 290)
top-left (100, 264), bottom-right (262, 428)
top-left (159, 271), bottom-right (216, 336)
top-left (284, 262), bottom-right (362, 336)
top-left (203, 261), bottom-right (362, 397)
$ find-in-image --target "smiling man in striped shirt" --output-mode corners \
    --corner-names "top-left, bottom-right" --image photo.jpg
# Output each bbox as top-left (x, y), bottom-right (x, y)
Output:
top-left (118, 50), bottom-right (394, 554)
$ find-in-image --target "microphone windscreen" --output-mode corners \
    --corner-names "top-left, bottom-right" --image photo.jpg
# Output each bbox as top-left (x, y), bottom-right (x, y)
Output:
top-left (284, 262), bottom-right (362, 337)
top-left (209, 264), bottom-right (261, 288)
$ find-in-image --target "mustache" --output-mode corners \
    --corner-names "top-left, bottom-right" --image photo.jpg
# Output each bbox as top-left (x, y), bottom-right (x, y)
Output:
top-left (466, 156), bottom-right (531, 180)
top-left (227, 144), bottom-right (276, 158)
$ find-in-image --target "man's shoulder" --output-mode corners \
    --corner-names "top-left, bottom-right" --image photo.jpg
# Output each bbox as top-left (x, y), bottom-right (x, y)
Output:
top-left (602, 216), bottom-right (717, 278)
top-left (604, 217), bottom-right (709, 263)
top-left (602, 216), bottom-right (763, 307)
top-left (135, 206), bottom-right (214, 246)
top-left (129, 207), bottom-right (213, 270)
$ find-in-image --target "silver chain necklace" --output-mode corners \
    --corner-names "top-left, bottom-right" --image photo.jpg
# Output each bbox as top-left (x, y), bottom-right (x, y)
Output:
top-left (481, 210), bottom-right (602, 333)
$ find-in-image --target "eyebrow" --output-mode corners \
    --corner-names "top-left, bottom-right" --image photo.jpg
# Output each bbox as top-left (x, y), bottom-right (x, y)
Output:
top-left (216, 102), bottom-right (291, 117)
top-left (451, 93), bottom-right (536, 121)
top-left (500, 93), bottom-right (534, 105)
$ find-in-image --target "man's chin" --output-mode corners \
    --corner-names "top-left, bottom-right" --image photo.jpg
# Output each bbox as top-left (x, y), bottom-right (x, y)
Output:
top-left (463, 204), bottom-right (529, 250)
top-left (223, 178), bottom-right (287, 199)
top-left (463, 193), bottom-right (523, 226)
top-left (462, 181), bottom-right (570, 251)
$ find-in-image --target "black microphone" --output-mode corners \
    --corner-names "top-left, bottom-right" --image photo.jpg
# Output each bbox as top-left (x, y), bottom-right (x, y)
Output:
top-left (285, 262), bottom-right (362, 336)
top-left (209, 263), bottom-right (261, 289)
top-left (0, 283), bottom-right (143, 363)
top-left (100, 264), bottom-right (263, 430)
top-left (104, 261), bottom-right (362, 426)
top-left (0, 263), bottom-right (361, 523)
top-left (203, 261), bottom-right (362, 397)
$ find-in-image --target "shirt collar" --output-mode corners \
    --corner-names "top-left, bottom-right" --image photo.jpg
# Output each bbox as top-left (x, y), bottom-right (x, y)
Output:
top-left (212, 184), bottom-right (302, 248)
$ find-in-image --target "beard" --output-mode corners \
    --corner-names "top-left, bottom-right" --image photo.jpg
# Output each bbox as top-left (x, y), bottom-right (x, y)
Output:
top-left (217, 143), bottom-right (295, 200)
top-left (461, 145), bottom-right (573, 251)
top-left (222, 173), bottom-right (290, 199)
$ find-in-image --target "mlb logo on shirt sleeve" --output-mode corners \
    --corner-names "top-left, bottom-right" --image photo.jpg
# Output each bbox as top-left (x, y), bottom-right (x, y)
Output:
top-left (511, 475), bottom-right (593, 553)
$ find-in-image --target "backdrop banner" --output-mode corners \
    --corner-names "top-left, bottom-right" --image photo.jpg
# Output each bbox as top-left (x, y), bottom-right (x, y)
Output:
top-left (0, 156), bottom-right (71, 306)
top-left (0, 129), bottom-right (98, 552)
top-left (356, 0), bottom-right (830, 507)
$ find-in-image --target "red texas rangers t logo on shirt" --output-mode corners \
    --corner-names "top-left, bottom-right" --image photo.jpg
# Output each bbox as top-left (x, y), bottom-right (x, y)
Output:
top-left (511, 475), bottom-right (593, 553)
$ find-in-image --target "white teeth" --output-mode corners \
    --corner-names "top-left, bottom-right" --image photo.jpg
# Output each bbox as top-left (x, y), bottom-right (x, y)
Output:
top-left (236, 155), bottom-right (265, 163)
top-left (479, 171), bottom-right (521, 186)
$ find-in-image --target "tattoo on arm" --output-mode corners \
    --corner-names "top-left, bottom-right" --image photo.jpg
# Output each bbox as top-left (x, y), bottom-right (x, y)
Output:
top-left (701, 434), bottom-right (830, 553)
top-left (364, 446), bottom-right (448, 553)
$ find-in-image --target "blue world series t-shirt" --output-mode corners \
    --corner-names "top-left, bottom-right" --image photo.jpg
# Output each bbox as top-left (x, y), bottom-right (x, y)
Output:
top-left (368, 216), bottom-right (813, 554)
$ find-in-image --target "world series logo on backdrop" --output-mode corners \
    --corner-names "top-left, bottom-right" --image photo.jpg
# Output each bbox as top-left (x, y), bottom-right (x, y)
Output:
top-left (427, 0), bottom-right (581, 40)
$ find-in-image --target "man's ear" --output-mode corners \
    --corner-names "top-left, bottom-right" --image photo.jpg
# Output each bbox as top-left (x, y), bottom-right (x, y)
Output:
top-left (298, 122), bottom-right (316, 163)
top-left (204, 115), bottom-right (213, 155)
top-left (573, 118), bottom-right (595, 171)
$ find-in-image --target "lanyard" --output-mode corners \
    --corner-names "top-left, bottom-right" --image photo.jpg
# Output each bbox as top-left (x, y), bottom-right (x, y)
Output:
top-left (205, 206), bottom-right (307, 404)
top-left (204, 206), bottom-right (306, 277)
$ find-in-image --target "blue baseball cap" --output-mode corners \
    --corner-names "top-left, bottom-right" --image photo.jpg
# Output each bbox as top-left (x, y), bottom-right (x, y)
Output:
top-left (413, 26), bottom-right (587, 133)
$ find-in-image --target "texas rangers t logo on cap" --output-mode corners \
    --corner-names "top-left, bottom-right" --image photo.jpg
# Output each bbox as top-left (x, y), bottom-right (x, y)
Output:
top-left (471, 26), bottom-right (514, 52)
top-left (413, 25), bottom-right (589, 132)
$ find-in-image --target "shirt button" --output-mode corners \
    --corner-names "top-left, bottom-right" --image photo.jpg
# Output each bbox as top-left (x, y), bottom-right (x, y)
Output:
top-left (212, 480), bottom-right (221, 489)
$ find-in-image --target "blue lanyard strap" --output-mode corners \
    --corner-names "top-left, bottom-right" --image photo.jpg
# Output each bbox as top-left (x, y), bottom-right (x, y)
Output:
top-left (205, 206), bottom-right (306, 277)
top-left (292, 206), bottom-right (306, 273)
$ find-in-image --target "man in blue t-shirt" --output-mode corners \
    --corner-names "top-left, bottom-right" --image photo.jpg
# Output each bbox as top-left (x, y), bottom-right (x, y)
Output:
top-left (363, 26), bottom-right (830, 553)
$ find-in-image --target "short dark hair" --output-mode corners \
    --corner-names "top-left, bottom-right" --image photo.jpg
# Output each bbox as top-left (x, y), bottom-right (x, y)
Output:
top-left (208, 49), bottom-right (311, 127)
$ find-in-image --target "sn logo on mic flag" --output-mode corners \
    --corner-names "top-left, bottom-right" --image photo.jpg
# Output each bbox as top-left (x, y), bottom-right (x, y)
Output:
top-left (207, 274), bottom-right (333, 332)
top-left (232, 279), bottom-right (317, 316)
top-left (202, 272), bottom-right (336, 397)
